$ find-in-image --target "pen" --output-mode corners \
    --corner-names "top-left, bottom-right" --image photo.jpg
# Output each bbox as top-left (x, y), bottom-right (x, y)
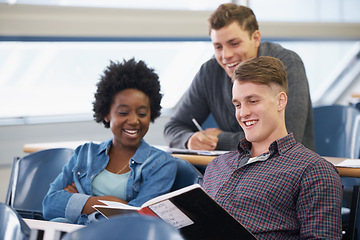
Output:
top-left (191, 117), bottom-right (209, 138)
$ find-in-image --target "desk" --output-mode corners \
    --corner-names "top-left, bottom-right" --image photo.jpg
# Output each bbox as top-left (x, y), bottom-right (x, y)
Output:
top-left (23, 141), bottom-right (360, 178)
top-left (24, 219), bottom-right (83, 240)
top-left (172, 154), bottom-right (215, 166)
top-left (174, 154), bottom-right (360, 178)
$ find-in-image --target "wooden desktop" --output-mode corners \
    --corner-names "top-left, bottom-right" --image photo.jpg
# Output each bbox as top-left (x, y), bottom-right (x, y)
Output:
top-left (23, 141), bottom-right (360, 178)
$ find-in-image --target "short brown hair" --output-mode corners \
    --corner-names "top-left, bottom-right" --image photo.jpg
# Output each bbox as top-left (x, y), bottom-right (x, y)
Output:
top-left (233, 56), bottom-right (288, 94)
top-left (208, 3), bottom-right (259, 37)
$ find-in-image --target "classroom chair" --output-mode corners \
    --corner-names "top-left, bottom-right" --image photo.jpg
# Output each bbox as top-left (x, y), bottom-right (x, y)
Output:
top-left (349, 101), bottom-right (360, 113)
top-left (313, 105), bottom-right (360, 238)
top-left (313, 104), bottom-right (360, 159)
top-left (342, 177), bottom-right (360, 240)
top-left (6, 148), bottom-right (74, 220)
top-left (171, 157), bottom-right (203, 191)
top-left (0, 202), bottom-right (31, 240)
top-left (62, 214), bottom-right (184, 240)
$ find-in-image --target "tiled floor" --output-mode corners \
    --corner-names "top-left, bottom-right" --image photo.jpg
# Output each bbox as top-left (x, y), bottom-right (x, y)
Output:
top-left (0, 166), bottom-right (11, 203)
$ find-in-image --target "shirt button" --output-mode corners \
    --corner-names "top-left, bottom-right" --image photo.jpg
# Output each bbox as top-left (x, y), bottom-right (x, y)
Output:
top-left (131, 160), bottom-right (135, 164)
top-left (219, 194), bottom-right (225, 198)
top-left (77, 172), bottom-right (80, 175)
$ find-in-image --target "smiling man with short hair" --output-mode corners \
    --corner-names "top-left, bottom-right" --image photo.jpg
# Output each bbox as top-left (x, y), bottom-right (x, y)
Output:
top-left (202, 56), bottom-right (342, 239)
top-left (164, 3), bottom-right (315, 152)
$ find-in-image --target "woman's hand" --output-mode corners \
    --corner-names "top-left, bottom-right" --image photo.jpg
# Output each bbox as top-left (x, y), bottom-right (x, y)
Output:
top-left (64, 182), bottom-right (128, 215)
top-left (64, 182), bottom-right (78, 193)
top-left (82, 195), bottom-right (128, 215)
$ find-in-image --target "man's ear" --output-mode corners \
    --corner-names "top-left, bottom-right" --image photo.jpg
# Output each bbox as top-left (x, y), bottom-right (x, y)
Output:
top-left (278, 92), bottom-right (287, 111)
top-left (252, 30), bottom-right (261, 48)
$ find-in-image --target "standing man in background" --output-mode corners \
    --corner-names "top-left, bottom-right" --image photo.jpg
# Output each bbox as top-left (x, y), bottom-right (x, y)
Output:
top-left (164, 3), bottom-right (314, 151)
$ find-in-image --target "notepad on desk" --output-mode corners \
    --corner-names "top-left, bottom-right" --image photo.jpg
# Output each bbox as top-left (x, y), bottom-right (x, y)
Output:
top-left (336, 159), bottom-right (360, 168)
top-left (154, 145), bottom-right (229, 156)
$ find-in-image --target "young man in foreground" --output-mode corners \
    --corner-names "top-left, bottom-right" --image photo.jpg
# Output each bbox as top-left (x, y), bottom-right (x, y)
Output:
top-left (202, 56), bottom-right (342, 239)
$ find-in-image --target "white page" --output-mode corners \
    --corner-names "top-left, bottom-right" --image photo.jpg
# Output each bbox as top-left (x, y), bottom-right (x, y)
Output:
top-left (95, 200), bottom-right (140, 210)
top-left (149, 200), bottom-right (194, 229)
top-left (94, 184), bottom-right (202, 210)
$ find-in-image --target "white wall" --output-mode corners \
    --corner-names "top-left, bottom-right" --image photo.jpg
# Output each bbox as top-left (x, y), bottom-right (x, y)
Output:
top-left (1, 4), bottom-right (359, 40)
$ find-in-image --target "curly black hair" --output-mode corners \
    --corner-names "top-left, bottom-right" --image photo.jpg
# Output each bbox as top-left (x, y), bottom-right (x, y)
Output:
top-left (93, 58), bottom-right (162, 128)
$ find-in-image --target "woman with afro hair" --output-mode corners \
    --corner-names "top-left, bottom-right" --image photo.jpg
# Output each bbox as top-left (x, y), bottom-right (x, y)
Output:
top-left (43, 58), bottom-right (178, 224)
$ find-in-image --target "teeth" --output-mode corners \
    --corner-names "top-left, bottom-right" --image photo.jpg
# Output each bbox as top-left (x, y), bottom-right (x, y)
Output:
top-left (124, 129), bottom-right (138, 134)
top-left (245, 120), bottom-right (257, 126)
top-left (227, 62), bottom-right (239, 68)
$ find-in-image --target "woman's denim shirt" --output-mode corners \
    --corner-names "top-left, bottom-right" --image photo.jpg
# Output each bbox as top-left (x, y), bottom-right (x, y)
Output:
top-left (42, 139), bottom-right (177, 224)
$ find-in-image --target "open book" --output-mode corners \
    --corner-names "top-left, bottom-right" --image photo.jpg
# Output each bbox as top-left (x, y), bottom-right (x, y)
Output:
top-left (336, 159), bottom-right (360, 168)
top-left (93, 184), bottom-right (257, 240)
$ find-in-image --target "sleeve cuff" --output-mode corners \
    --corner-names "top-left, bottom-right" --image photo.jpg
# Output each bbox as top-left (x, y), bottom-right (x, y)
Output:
top-left (65, 193), bottom-right (90, 223)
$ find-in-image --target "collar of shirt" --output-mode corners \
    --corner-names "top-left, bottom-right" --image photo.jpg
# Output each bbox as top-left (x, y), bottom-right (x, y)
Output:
top-left (237, 133), bottom-right (297, 161)
top-left (100, 138), bottom-right (151, 165)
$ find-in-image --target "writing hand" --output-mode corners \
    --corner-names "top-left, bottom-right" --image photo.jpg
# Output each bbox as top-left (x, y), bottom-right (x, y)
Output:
top-left (187, 128), bottom-right (220, 150)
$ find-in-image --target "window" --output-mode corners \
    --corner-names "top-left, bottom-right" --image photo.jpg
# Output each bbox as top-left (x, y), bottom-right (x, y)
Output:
top-left (250, 0), bottom-right (360, 22)
top-left (0, 41), bottom-right (214, 118)
top-left (0, 0), bottom-right (227, 10)
top-left (1, 39), bottom-right (358, 121)
top-left (0, 0), bottom-right (359, 123)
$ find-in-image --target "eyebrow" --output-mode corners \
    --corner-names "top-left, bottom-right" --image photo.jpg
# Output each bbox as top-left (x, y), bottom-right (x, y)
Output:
top-left (245, 95), bottom-right (257, 99)
top-left (115, 104), bottom-right (129, 109)
top-left (227, 38), bottom-right (239, 44)
top-left (232, 95), bottom-right (260, 102)
top-left (213, 38), bottom-right (239, 46)
top-left (115, 104), bottom-right (149, 110)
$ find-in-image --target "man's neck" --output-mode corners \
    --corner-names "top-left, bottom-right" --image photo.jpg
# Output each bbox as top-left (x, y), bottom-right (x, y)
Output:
top-left (250, 130), bottom-right (288, 157)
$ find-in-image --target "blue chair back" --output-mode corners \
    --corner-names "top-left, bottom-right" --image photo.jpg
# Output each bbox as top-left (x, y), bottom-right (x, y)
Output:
top-left (6, 148), bottom-right (74, 220)
top-left (313, 105), bottom-right (360, 159)
top-left (171, 157), bottom-right (203, 191)
top-left (0, 203), bottom-right (31, 240)
top-left (342, 177), bottom-right (360, 240)
top-left (62, 214), bottom-right (184, 240)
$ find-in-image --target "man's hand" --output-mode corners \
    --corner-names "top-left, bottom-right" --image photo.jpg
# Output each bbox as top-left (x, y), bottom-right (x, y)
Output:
top-left (187, 128), bottom-right (221, 150)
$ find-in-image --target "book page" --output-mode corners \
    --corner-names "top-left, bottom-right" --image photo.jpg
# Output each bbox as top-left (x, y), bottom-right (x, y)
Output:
top-left (142, 184), bottom-right (201, 207)
top-left (95, 200), bottom-right (141, 210)
top-left (149, 200), bottom-right (194, 229)
top-left (94, 184), bottom-right (201, 210)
